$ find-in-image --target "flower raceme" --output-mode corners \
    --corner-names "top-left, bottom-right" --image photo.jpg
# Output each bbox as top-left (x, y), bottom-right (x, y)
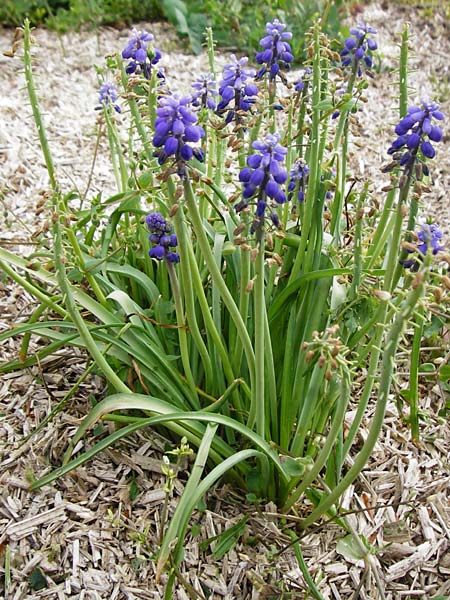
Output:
top-left (402, 223), bottom-right (444, 270)
top-left (255, 18), bottom-right (294, 83)
top-left (191, 73), bottom-right (217, 110)
top-left (153, 95), bottom-right (205, 173)
top-left (95, 82), bottom-right (121, 113)
top-left (387, 101), bottom-right (444, 168)
top-left (288, 161), bottom-right (310, 203)
top-left (146, 212), bottom-right (180, 263)
top-left (217, 55), bottom-right (259, 124)
top-left (340, 23), bottom-right (377, 76)
top-left (236, 133), bottom-right (288, 233)
top-left (122, 28), bottom-right (162, 79)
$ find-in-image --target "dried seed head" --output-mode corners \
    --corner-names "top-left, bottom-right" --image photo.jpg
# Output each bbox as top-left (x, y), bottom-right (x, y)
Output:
top-left (250, 248), bottom-right (259, 262)
top-left (412, 272), bottom-right (424, 289)
top-left (325, 369), bottom-right (333, 381)
top-left (245, 280), bottom-right (254, 293)
top-left (305, 350), bottom-right (315, 364)
top-left (442, 275), bottom-right (450, 290)
top-left (318, 355), bottom-right (326, 369)
top-left (169, 204), bottom-right (179, 217)
top-left (372, 289), bottom-right (391, 301)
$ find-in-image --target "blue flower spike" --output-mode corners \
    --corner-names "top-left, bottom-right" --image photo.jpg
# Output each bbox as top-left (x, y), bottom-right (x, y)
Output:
top-left (191, 73), bottom-right (218, 110)
top-left (255, 18), bottom-right (294, 83)
top-left (146, 212), bottom-right (180, 263)
top-left (217, 55), bottom-right (259, 124)
top-left (387, 100), bottom-right (444, 172)
top-left (236, 133), bottom-right (288, 235)
top-left (153, 95), bottom-right (205, 176)
top-left (288, 161), bottom-right (310, 203)
top-left (95, 82), bottom-right (121, 113)
top-left (122, 28), bottom-right (162, 80)
top-left (401, 223), bottom-right (444, 270)
top-left (340, 23), bottom-right (377, 77)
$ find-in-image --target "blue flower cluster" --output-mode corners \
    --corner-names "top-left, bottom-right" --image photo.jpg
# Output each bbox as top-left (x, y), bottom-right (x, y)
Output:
top-left (255, 19), bottom-right (294, 82)
top-left (95, 82), bottom-right (121, 113)
top-left (288, 161), bottom-right (310, 202)
top-left (340, 23), bottom-right (377, 77)
top-left (122, 28), bottom-right (162, 80)
top-left (387, 101), bottom-right (444, 167)
top-left (236, 133), bottom-right (288, 233)
top-left (217, 55), bottom-right (259, 124)
top-left (294, 68), bottom-right (312, 93)
top-left (191, 73), bottom-right (217, 110)
top-left (402, 223), bottom-right (444, 270)
top-left (153, 95), bottom-right (205, 173)
top-left (146, 212), bottom-right (180, 263)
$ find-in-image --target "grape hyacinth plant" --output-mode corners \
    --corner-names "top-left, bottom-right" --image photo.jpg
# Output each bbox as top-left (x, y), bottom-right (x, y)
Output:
top-left (1, 18), bottom-right (448, 597)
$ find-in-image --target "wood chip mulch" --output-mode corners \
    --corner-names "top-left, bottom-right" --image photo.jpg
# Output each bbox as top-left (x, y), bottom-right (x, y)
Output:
top-left (1, 3), bottom-right (449, 598)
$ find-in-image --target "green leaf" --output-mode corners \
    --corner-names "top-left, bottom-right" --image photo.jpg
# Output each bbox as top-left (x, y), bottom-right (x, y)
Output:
top-left (439, 365), bottom-right (450, 383)
top-left (420, 363), bottom-right (436, 374)
top-left (336, 534), bottom-right (367, 561)
top-left (29, 567), bottom-right (47, 591)
top-left (211, 516), bottom-right (248, 560)
top-left (129, 478), bottom-right (140, 501)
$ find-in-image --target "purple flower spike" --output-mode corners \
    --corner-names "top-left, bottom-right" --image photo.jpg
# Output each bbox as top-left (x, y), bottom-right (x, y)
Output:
top-left (340, 23), bottom-right (377, 77)
top-left (255, 18), bottom-right (294, 83)
top-left (153, 95), bottom-right (205, 176)
top-left (95, 82), bottom-right (121, 113)
top-left (387, 100), bottom-right (444, 171)
top-left (146, 212), bottom-right (179, 263)
top-left (217, 55), bottom-right (258, 124)
top-left (287, 161), bottom-right (310, 203)
top-left (235, 133), bottom-right (288, 235)
top-left (401, 223), bottom-right (444, 270)
top-left (191, 73), bottom-right (218, 110)
top-left (122, 28), bottom-right (163, 80)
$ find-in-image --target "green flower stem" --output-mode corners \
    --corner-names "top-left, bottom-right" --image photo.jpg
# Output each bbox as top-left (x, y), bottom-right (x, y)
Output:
top-left (53, 195), bottom-right (131, 395)
top-left (289, 22), bottom-right (322, 282)
top-left (168, 185), bottom-right (212, 390)
top-left (364, 187), bottom-right (397, 270)
top-left (0, 258), bottom-right (67, 319)
top-left (399, 24), bottom-right (410, 118)
top-left (290, 362), bottom-right (325, 457)
top-left (253, 235), bottom-right (266, 438)
top-left (166, 261), bottom-right (199, 408)
top-left (184, 176), bottom-right (256, 391)
top-left (287, 270), bottom-right (427, 520)
top-left (104, 109), bottom-right (128, 192)
top-left (119, 63), bottom-right (154, 163)
top-left (330, 117), bottom-right (349, 244)
top-left (19, 300), bottom-right (52, 362)
top-left (289, 533), bottom-right (326, 600)
top-left (284, 370), bottom-right (349, 507)
top-left (231, 247), bottom-right (251, 375)
top-left (65, 227), bottom-right (108, 307)
top-left (23, 19), bottom-right (57, 191)
top-left (409, 305), bottom-right (424, 441)
top-left (349, 185), bottom-right (367, 300)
